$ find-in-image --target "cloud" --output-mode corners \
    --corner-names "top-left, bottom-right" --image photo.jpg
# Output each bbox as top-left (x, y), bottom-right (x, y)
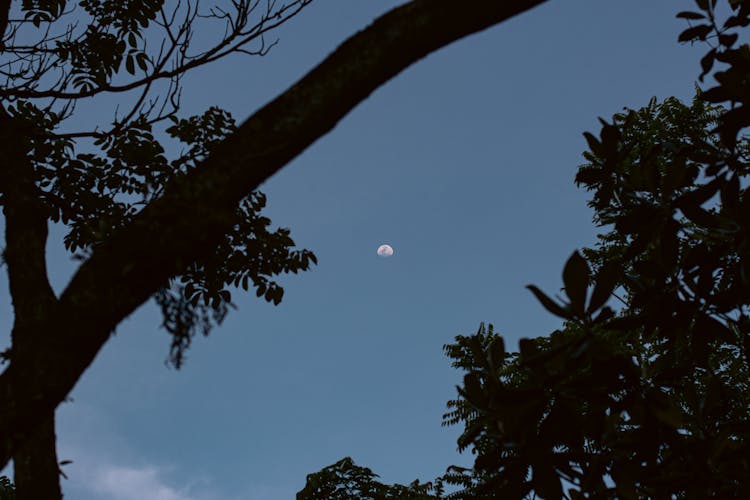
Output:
top-left (86, 463), bottom-right (196, 500)
top-left (56, 402), bottom-right (213, 500)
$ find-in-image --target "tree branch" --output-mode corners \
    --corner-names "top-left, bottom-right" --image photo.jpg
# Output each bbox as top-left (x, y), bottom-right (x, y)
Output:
top-left (0, 0), bottom-right (549, 468)
top-left (0, 0), bottom-right (10, 50)
top-left (2, 0), bottom-right (312, 101)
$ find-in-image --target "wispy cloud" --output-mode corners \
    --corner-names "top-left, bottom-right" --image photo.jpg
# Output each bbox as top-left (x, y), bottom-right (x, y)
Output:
top-left (57, 402), bottom-right (214, 500)
top-left (85, 463), bottom-right (197, 500)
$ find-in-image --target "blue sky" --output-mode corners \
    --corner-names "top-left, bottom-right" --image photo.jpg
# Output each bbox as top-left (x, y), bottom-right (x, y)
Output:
top-left (1, 1), bottom-right (708, 498)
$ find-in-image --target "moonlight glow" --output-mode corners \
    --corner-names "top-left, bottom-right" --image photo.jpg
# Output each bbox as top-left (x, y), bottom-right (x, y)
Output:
top-left (377, 244), bottom-right (394, 257)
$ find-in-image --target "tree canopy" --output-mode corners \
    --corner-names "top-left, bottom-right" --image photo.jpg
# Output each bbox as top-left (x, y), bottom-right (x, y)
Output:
top-left (431, 91), bottom-right (750, 498)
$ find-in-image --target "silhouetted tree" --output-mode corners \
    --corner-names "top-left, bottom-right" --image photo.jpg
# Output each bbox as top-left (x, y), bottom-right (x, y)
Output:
top-left (297, 456), bottom-right (443, 500)
top-left (438, 90), bottom-right (750, 499)
top-left (0, 0), bottom-right (549, 497)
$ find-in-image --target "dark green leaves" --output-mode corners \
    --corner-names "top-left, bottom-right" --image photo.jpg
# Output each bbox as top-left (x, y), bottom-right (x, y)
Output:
top-left (123, 106), bottom-right (315, 368)
top-left (0, 475), bottom-right (14, 499)
top-left (679, 2), bottom-right (750, 146)
top-left (21, 0), bottom-right (162, 93)
top-left (563, 251), bottom-right (589, 315)
top-left (678, 24), bottom-right (713, 42)
top-left (526, 285), bottom-right (571, 319)
top-left (79, 0), bottom-right (165, 35)
top-left (157, 187), bottom-right (316, 367)
top-left (433, 92), bottom-right (750, 499)
top-left (676, 11), bottom-right (707, 20)
top-left (21, 0), bottom-right (66, 27)
top-left (528, 250), bottom-right (616, 321)
top-left (54, 27), bottom-right (128, 92)
top-left (297, 457), bottom-right (443, 499)
top-left (167, 107), bottom-right (238, 169)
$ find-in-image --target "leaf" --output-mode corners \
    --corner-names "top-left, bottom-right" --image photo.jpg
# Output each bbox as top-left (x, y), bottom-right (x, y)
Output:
top-left (700, 84), bottom-right (730, 103)
top-left (600, 122), bottom-right (621, 156)
top-left (487, 337), bottom-right (505, 371)
top-left (459, 372), bottom-right (485, 408)
top-left (518, 338), bottom-right (539, 360)
top-left (527, 285), bottom-right (572, 319)
top-left (698, 49), bottom-right (716, 79)
top-left (468, 336), bottom-right (487, 368)
top-left (125, 55), bottom-right (135, 75)
top-left (724, 14), bottom-right (750, 29)
top-left (678, 24), bottom-right (713, 42)
top-left (718, 33), bottom-right (738, 47)
top-left (583, 131), bottom-right (603, 156)
top-left (562, 251), bottom-right (589, 315)
top-left (136, 53), bottom-right (148, 71)
top-left (676, 11), bottom-right (706, 20)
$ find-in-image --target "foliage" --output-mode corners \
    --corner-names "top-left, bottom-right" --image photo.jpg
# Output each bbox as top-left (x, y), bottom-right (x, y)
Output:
top-left (153, 109), bottom-right (317, 367)
top-left (0, 1), bottom-right (316, 367)
top-left (297, 457), bottom-right (443, 500)
top-left (677, 0), bottom-right (750, 146)
top-left (438, 92), bottom-right (750, 498)
top-left (0, 476), bottom-right (13, 500)
top-left (4, 0), bottom-right (311, 99)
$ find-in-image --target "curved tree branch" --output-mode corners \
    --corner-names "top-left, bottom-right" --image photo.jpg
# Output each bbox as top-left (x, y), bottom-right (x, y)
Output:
top-left (0, 0), bottom-right (550, 468)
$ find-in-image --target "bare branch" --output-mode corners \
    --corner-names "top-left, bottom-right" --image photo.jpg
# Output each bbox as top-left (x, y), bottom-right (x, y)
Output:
top-left (2, 0), bottom-right (312, 101)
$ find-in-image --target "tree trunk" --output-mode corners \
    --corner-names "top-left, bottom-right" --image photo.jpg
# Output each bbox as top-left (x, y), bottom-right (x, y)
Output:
top-left (13, 415), bottom-right (62, 500)
top-left (0, 109), bottom-right (61, 496)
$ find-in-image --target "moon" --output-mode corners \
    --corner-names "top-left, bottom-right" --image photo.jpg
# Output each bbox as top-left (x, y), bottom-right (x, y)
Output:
top-left (377, 244), bottom-right (394, 257)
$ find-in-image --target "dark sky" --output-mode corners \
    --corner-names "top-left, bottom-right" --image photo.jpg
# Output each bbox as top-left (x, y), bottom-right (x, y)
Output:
top-left (1, 1), bottom-right (706, 498)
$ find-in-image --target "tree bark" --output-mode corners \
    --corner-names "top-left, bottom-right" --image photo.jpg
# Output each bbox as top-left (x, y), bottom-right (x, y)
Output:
top-left (0, 0), bottom-right (550, 469)
top-left (13, 415), bottom-right (62, 499)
